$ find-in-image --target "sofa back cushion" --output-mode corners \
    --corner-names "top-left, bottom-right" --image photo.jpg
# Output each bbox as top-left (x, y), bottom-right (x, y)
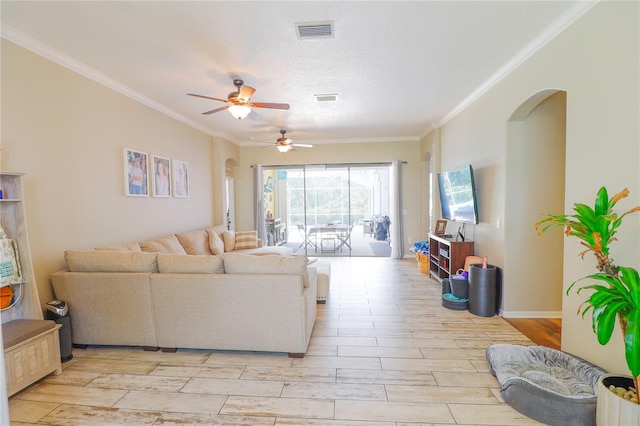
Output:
top-left (223, 253), bottom-right (310, 287)
top-left (95, 242), bottom-right (142, 252)
top-left (65, 250), bottom-right (158, 273)
top-left (234, 231), bottom-right (258, 250)
top-left (157, 254), bottom-right (224, 274)
top-left (175, 229), bottom-right (213, 255)
top-left (139, 235), bottom-right (187, 254)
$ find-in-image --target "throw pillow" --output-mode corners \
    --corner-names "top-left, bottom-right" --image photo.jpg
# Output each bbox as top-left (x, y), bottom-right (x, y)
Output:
top-left (207, 228), bottom-right (225, 255)
top-left (157, 254), bottom-right (224, 274)
top-left (234, 231), bottom-right (258, 250)
top-left (222, 230), bottom-right (236, 252)
top-left (139, 235), bottom-right (187, 254)
top-left (222, 252), bottom-right (310, 287)
top-left (175, 229), bottom-right (213, 255)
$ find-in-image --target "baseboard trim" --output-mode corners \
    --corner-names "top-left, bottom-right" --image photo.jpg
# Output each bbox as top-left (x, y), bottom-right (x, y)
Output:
top-left (502, 311), bottom-right (562, 319)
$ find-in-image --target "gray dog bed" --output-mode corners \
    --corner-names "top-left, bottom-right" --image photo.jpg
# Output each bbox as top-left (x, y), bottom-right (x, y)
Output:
top-left (486, 344), bottom-right (606, 426)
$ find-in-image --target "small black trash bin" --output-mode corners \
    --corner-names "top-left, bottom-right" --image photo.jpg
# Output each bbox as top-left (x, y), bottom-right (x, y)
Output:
top-left (44, 300), bottom-right (73, 362)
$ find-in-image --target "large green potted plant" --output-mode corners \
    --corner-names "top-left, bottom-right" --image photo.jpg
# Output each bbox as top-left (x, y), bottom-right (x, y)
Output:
top-left (536, 187), bottom-right (640, 416)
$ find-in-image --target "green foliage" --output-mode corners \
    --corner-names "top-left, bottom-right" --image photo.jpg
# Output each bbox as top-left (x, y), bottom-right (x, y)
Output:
top-left (537, 186), bottom-right (640, 388)
top-left (536, 187), bottom-right (640, 274)
top-left (570, 267), bottom-right (640, 377)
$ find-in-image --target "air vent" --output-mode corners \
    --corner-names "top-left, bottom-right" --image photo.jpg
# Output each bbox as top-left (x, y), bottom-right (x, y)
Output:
top-left (295, 21), bottom-right (334, 39)
top-left (314, 94), bottom-right (338, 102)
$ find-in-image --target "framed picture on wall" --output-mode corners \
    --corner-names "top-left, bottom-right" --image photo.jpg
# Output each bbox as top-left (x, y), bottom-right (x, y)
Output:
top-left (124, 148), bottom-right (149, 197)
top-left (172, 160), bottom-right (189, 197)
top-left (435, 220), bottom-right (447, 235)
top-left (152, 155), bottom-right (171, 197)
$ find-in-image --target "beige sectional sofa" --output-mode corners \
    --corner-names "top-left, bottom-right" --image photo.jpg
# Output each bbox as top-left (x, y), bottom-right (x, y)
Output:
top-left (50, 227), bottom-right (318, 357)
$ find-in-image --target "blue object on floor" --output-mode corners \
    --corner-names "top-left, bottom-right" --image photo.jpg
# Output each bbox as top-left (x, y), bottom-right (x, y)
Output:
top-left (441, 292), bottom-right (468, 310)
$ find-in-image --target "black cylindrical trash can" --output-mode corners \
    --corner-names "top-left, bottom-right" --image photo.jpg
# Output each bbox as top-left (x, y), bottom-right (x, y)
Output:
top-left (468, 264), bottom-right (498, 317)
top-left (44, 300), bottom-right (73, 362)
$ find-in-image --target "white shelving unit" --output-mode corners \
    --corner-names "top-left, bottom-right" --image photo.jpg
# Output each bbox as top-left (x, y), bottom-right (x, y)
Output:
top-left (0, 171), bottom-right (42, 322)
top-left (1, 172), bottom-right (62, 399)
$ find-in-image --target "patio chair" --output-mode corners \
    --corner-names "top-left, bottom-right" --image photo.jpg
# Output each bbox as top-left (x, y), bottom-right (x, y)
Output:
top-left (296, 224), bottom-right (317, 251)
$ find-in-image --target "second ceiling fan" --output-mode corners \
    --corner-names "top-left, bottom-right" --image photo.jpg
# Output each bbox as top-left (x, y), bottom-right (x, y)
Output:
top-left (188, 79), bottom-right (290, 120)
top-left (258, 130), bottom-right (313, 153)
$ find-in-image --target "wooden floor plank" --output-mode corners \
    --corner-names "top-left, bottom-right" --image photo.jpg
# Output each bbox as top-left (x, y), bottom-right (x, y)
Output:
top-left (504, 318), bottom-right (562, 350)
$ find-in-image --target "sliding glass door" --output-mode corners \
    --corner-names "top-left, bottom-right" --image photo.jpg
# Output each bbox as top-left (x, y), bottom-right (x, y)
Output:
top-left (261, 163), bottom-right (391, 257)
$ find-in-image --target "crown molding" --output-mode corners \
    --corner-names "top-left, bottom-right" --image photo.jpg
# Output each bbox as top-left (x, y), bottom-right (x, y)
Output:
top-left (438, 0), bottom-right (600, 127)
top-left (1, 25), bottom-right (216, 138)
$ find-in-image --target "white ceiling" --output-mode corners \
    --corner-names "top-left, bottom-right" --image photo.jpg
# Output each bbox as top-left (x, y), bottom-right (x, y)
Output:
top-left (1, 1), bottom-right (583, 146)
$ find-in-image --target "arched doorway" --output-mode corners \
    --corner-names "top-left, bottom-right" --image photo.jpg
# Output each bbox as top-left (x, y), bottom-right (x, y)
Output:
top-left (504, 90), bottom-right (567, 322)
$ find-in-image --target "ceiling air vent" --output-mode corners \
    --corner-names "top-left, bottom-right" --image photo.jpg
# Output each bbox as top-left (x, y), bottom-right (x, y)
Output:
top-left (295, 21), bottom-right (334, 39)
top-left (314, 94), bottom-right (338, 102)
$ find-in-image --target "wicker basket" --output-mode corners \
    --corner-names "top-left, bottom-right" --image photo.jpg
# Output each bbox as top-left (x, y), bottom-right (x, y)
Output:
top-left (416, 252), bottom-right (430, 274)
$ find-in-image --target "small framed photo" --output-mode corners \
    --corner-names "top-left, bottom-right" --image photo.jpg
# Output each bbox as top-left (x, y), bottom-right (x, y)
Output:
top-left (152, 155), bottom-right (171, 197)
top-left (124, 148), bottom-right (149, 197)
top-left (435, 220), bottom-right (447, 235)
top-left (172, 160), bottom-right (189, 197)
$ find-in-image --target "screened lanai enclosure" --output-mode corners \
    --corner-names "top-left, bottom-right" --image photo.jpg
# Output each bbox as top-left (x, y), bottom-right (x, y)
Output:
top-left (256, 164), bottom-right (396, 257)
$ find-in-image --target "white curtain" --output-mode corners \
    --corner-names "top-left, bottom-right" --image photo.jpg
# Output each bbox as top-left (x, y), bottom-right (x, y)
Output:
top-left (252, 164), bottom-right (267, 243)
top-left (390, 160), bottom-right (405, 259)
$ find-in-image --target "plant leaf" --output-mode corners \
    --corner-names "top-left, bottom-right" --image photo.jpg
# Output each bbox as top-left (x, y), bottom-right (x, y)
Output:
top-left (594, 186), bottom-right (609, 216)
top-left (625, 308), bottom-right (640, 377)
top-left (592, 303), bottom-right (622, 345)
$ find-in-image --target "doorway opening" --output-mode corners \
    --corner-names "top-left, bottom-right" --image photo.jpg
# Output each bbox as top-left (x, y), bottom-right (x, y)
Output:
top-left (261, 163), bottom-right (393, 257)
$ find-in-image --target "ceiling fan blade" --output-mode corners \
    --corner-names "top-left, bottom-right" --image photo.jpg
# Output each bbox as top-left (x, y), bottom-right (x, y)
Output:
top-left (187, 93), bottom-right (229, 103)
top-left (202, 105), bottom-right (230, 115)
top-left (248, 110), bottom-right (262, 121)
top-left (249, 102), bottom-right (290, 110)
top-left (292, 144), bottom-right (313, 148)
top-left (238, 85), bottom-right (256, 102)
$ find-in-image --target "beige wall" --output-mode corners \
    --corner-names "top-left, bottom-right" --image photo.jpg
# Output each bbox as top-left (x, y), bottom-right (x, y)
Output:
top-left (1, 40), bottom-right (215, 306)
top-left (234, 141), bottom-right (423, 254)
top-left (437, 2), bottom-right (639, 373)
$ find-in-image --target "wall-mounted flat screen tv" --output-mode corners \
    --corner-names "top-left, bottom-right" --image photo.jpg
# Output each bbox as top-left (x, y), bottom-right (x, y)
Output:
top-left (437, 164), bottom-right (479, 224)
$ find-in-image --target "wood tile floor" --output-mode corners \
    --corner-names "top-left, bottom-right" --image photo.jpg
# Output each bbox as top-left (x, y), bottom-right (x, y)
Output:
top-left (9, 257), bottom-right (545, 425)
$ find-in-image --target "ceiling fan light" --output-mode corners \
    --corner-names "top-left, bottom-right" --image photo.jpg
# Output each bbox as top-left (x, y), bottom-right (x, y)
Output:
top-left (277, 145), bottom-right (293, 153)
top-left (228, 104), bottom-right (251, 120)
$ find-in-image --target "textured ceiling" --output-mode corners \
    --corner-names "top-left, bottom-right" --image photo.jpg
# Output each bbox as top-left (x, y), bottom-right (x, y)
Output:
top-left (1, 1), bottom-right (581, 146)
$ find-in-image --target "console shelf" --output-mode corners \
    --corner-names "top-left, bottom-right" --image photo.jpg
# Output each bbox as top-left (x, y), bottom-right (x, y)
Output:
top-left (428, 233), bottom-right (474, 284)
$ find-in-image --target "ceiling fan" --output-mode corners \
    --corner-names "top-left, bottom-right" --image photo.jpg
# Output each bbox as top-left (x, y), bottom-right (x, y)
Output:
top-left (187, 79), bottom-right (290, 120)
top-left (258, 130), bottom-right (313, 153)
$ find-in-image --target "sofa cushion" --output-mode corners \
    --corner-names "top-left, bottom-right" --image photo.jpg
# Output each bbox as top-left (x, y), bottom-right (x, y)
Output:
top-left (175, 229), bottom-right (213, 255)
top-left (207, 228), bottom-right (225, 255)
top-left (211, 225), bottom-right (227, 239)
top-left (65, 250), bottom-right (158, 272)
top-left (95, 242), bottom-right (142, 252)
top-left (157, 254), bottom-right (224, 274)
top-left (235, 231), bottom-right (258, 250)
top-left (223, 253), bottom-right (310, 288)
top-left (238, 246), bottom-right (294, 256)
top-left (139, 235), bottom-right (187, 254)
top-left (222, 230), bottom-right (236, 252)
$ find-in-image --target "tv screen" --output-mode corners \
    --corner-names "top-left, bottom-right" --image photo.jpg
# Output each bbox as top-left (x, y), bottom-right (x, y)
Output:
top-left (437, 164), bottom-right (479, 224)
